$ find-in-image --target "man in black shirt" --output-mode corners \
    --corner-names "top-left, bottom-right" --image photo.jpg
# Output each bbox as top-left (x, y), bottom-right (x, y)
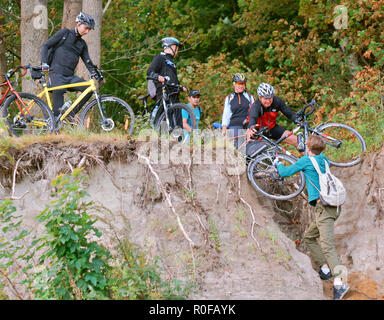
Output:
top-left (41, 12), bottom-right (96, 118)
top-left (146, 37), bottom-right (187, 128)
top-left (146, 37), bottom-right (187, 102)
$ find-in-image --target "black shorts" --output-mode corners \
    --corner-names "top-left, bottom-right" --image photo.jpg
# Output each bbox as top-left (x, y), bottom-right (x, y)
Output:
top-left (265, 124), bottom-right (286, 140)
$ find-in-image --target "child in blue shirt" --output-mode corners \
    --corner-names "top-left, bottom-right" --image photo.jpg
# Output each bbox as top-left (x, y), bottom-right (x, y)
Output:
top-left (275, 135), bottom-right (349, 300)
top-left (182, 89), bottom-right (201, 142)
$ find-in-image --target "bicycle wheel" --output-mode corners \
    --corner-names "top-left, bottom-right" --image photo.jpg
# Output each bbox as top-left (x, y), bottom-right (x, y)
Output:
top-left (2, 92), bottom-right (55, 136)
top-left (154, 103), bottom-right (197, 142)
top-left (248, 153), bottom-right (305, 200)
top-left (80, 96), bottom-right (135, 134)
top-left (314, 123), bottom-right (366, 167)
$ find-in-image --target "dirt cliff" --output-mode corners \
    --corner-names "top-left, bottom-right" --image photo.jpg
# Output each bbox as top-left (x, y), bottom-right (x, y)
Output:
top-left (0, 137), bottom-right (383, 299)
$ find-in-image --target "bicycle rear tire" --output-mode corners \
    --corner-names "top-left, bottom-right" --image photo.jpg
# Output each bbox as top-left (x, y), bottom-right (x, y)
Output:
top-left (80, 95), bottom-right (135, 134)
top-left (154, 103), bottom-right (197, 142)
top-left (2, 92), bottom-right (55, 136)
top-left (314, 122), bottom-right (366, 167)
top-left (248, 153), bottom-right (305, 200)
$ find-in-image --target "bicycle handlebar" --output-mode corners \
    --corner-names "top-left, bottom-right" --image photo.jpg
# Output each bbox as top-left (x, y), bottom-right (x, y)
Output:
top-left (146, 75), bottom-right (184, 90)
top-left (296, 100), bottom-right (319, 120)
top-left (250, 125), bottom-right (270, 137)
top-left (86, 60), bottom-right (104, 82)
top-left (5, 65), bottom-right (30, 79)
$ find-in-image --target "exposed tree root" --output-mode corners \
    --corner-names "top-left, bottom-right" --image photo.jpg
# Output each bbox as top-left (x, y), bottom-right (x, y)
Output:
top-left (136, 152), bottom-right (198, 277)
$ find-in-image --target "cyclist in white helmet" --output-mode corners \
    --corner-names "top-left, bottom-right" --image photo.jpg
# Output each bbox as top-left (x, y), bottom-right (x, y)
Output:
top-left (246, 83), bottom-right (299, 149)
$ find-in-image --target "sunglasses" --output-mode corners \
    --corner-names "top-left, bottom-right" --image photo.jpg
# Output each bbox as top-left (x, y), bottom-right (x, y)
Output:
top-left (234, 82), bottom-right (246, 85)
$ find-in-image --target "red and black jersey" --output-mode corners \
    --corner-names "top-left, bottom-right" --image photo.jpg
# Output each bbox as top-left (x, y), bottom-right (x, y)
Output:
top-left (247, 96), bottom-right (297, 129)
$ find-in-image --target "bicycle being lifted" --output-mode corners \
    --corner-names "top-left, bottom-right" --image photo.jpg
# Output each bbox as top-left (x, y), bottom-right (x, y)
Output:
top-left (247, 100), bottom-right (366, 200)
top-left (139, 75), bottom-right (197, 142)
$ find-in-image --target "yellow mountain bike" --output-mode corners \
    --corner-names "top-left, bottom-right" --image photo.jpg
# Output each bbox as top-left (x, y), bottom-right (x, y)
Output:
top-left (28, 61), bottom-right (135, 134)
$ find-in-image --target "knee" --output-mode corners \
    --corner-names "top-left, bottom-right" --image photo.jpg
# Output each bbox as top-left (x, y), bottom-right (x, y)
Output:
top-left (303, 232), bottom-right (316, 245)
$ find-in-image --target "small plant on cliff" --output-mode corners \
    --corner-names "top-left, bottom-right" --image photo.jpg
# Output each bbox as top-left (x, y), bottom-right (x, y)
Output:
top-left (32, 169), bottom-right (113, 299)
top-left (0, 199), bottom-right (32, 299)
top-left (109, 239), bottom-right (194, 299)
top-left (1, 170), bottom-right (193, 300)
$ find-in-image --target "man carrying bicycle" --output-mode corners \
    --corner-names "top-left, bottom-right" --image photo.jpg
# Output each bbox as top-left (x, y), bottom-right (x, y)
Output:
top-left (246, 83), bottom-right (299, 149)
top-left (146, 37), bottom-right (187, 126)
top-left (40, 12), bottom-right (96, 119)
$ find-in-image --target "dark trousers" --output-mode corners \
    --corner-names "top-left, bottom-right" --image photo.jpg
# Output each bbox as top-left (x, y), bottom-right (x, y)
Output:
top-left (49, 73), bottom-right (93, 118)
top-left (228, 125), bottom-right (246, 149)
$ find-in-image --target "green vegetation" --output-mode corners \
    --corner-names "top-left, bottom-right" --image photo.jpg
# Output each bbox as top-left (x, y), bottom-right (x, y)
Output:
top-left (0, 169), bottom-right (192, 299)
top-left (208, 217), bottom-right (221, 251)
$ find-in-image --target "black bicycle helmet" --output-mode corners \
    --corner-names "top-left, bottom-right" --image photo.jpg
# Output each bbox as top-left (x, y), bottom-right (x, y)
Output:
top-left (161, 37), bottom-right (181, 49)
top-left (76, 12), bottom-right (95, 30)
top-left (257, 83), bottom-right (275, 98)
top-left (232, 73), bottom-right (247, 83)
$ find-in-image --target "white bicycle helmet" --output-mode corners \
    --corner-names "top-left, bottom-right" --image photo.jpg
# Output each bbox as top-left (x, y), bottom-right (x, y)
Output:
top-left (257, 83), bottom-right (275, 98)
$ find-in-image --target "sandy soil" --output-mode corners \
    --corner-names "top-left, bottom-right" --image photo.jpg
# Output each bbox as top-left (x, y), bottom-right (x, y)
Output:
top-left (0, 140), bottom-right (382, 300)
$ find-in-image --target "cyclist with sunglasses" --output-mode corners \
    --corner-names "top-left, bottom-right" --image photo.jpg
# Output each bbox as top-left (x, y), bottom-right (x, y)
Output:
top-left (246, 83), bottom-right (299, 148)
top-left (221, 73), bottom-right (255, 148)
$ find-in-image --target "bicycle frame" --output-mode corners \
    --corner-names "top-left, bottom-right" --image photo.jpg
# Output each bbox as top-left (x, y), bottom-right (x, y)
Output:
top-left (37, 76), bottom-right (97, 122)
top-left (1, 67), bottom-right (38, 118)
top-left (274, 118), bottom-right (342, 156)
top-left (160, 84), bottom-right (181, 128)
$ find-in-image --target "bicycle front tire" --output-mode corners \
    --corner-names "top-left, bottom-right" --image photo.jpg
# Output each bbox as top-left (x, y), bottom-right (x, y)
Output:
top-left (248, 153), bottom-right (305, 200)
top-left (314, 122), bottom-right (366, 167)
top-left (80, 95), bottom-right (135, 134)
top-left (154, 103), bottom-right (197, 142)
top-left (2, 92), bottom-right (55, 136)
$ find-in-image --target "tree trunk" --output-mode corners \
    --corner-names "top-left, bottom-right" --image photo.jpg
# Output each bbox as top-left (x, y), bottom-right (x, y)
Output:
top-left (76, 0), bottom-right (102, 80)
top-left (62, 0), bottom-right (82, 29)
top-left (0, 15), bottom-right (8, 75)
top-left (20, 0), bottom-right (48, 93)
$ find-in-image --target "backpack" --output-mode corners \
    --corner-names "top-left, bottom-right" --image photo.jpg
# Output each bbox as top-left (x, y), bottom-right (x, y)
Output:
top-left (147, 79), bottom-right (157, 99)
top-left (308, 157), bottom-right (346, 207)
top-left (47, 29), bottom-right (70, 66)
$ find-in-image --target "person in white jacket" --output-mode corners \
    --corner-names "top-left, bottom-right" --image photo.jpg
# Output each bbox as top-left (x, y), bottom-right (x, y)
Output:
top-left (221, 73), bottom-right (255, 148)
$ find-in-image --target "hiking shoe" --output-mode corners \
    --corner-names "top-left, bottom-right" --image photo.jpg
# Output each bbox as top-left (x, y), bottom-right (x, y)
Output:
top-left (319, 269), bottom-right (332, 280)
top-left (333, 284), bottom-right (350, 300)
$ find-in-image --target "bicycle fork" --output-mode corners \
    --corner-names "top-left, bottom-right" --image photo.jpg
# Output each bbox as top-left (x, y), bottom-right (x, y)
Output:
top-left (94, 92), bottom-right (113, 131)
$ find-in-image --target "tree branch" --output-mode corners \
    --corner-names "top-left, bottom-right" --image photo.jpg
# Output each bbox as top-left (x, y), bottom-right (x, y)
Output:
top-left (103, 0), bottom-right (113, 15)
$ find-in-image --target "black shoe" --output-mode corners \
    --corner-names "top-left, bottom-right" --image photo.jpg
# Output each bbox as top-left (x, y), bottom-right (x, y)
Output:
top-left (333, 284), bottom-right (350, 300)
top-left (319, 269), bottom-right (332, 280)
